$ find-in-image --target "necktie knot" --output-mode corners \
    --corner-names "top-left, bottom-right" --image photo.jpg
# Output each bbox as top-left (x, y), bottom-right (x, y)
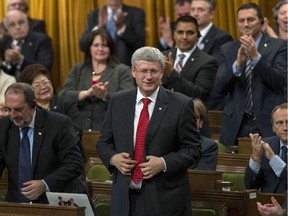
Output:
top-left (21, 127), bottom-right (29, 137)
top-left (178, 53), bottom-right (185, 60)
top-left (142, 98), bottom-right (151, 108)
top-left (175, 54), bottom-right (186, 73)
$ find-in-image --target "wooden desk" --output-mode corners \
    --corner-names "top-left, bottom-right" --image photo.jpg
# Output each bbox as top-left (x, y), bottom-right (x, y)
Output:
top-left (0, 202), bottom-right (85, 216)
top-left (82, 131), bottom-right (101, 159)
top-left (238, 137), bottom-right (252, 155)
top-left (217, 153), bottom-right (250, 168)
top-left (208, 110), bottom-right (223, 139)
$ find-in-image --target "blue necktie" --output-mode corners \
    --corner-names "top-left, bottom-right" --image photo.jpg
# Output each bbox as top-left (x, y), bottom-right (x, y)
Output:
top-left (18, 127), bottom-right (32, 202)
top-left (107, 10), bottom-right (116, 40)
top-left (281, 146), bottom-right (287, 163)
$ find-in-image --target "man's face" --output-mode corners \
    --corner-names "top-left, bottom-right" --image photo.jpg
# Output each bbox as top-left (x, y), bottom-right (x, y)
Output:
top-left (7, 0), bottom-right (27, 12)
top-left (272, 108), bottom-right (288, 144)
top-left (237, 8), bottom-right (262, 38)
top-left (5, 10), bottom-right (29, 41)
top-left (190, 0), bottom-right (214, 29)
top-left (5, 91), bottom-right (34, 128)
top-left (175, 2), bottom-right (191, 17)
top-left (132, 60), bottom-right (163, 97)
top-left (174, 21), bottom-right (198, 52)
top-left (107, 0), bottom-right (122, 10)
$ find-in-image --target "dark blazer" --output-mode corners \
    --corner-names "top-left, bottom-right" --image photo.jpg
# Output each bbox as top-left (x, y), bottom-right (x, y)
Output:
top-left (198, 24), bottom-right (233, 60)
top-left (190, 136), bottom-right (218, 171)
top-left (79, 4), bottom-right (145, 66)
top-left (96, 87), bottom-right (202, 216)
top-left (162, 47), bottom-right (218, 103)
top-left (0, 108), bottom-right (85, 203)
top-left (244, 136), bottom-right (287, 193)
top-left (2, 31), bottom-right (54, 76)
top-left (212, 34), bottom-right (287, 146)
top-left (61, 62), bottom-right (135, 131)
top-left (28, 17), bottom-right (46, 34)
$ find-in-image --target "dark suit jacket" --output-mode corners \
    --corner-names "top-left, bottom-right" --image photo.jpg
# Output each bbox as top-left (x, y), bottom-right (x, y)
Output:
top-left (2, 31), bottom-right (54, 76)
top-left (61, 62), bottom-right (135, 131)
top-left (190, 136), bottom-right (218, 171)
top-left (198, 24), bottom-right (233, 60)
top-left (244, 136), bottom-right (287, 193)
top-left (28, 17), bottom-right (46, 34)
top-left (0, 108), bottom-right (85, 203)
top-left (162, 47), bottom-right (218, 103)
top-left (79, 4), bottom-right (145, 66)
top-left (212, 34), bottom-right (287, 146)
top-left (96, 87), bottom-right (202, 216)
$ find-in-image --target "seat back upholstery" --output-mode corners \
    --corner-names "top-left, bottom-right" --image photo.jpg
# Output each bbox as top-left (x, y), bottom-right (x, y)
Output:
top-left (86, 164), bottom-right (111, 182)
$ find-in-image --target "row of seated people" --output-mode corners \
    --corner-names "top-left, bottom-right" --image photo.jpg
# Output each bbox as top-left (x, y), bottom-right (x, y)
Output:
top-left (0, 1), bottom-right (287, 147)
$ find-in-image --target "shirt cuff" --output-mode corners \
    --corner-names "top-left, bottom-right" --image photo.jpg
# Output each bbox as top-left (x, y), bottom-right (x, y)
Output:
top-left (232, 61), bottom-right (242, 77)
top-left (117, 25), bottom-right (126, 35)
top-left (249, 157), bottom-right (261, 174)
top-left (160, 157), bottom-right (167, 172)
top-left (42, 179), bottom-right (50, 192)
top-left (269, 155), bottom-right (286, 177)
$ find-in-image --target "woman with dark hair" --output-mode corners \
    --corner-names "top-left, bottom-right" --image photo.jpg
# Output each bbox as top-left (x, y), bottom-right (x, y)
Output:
top-left (61, 28), bottom-right (134, 131)
top-left (20, 63), bottom-right (85, 161)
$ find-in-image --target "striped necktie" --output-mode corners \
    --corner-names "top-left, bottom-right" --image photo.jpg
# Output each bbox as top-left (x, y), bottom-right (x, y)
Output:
top-left (175, 54), bottom-right (185, 73)
top-left (245, 62), bottom-right (253, 113)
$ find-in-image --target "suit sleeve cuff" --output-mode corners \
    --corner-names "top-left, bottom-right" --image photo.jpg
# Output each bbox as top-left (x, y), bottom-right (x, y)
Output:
top-left (160, 157), bottom-right (167, 172)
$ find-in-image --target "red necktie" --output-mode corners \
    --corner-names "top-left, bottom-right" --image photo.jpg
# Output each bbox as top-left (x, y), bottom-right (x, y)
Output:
top-left (132, 98), bottom-right (151, 183)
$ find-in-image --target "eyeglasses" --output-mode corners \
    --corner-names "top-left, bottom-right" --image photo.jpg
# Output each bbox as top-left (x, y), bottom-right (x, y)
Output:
top-left (274, 120), bottom-right (288, 128)
top-left (32, 80), bottom-right (51, 91)
top-left (134, 67), bottom-right (161, 76)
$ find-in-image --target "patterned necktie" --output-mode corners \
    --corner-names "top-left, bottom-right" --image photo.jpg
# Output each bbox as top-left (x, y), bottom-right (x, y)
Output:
top-left (132, 98), bottom-right (151, 184)
top-left (280, 145), bottom-right (287, 163)
top-left (245, 62), bottom-right (253, 113)
top-left (175, 53), bottom-right (185, 73)
top-left (107, 10), bottom-right (116, 40)
top-left (18, 127), bottom-right (32, 202)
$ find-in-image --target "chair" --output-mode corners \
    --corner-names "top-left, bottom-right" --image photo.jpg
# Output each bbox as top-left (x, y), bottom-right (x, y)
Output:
top-left (86, 164), bottom-right (111, 182)
top-left (208, 110), bottom-right (223, 139)
top-left (93, 194), bottom-right (111, 216)
top-left (215, 140), bottom-right (228, 153)
top-left (192, 208), bottom-right (217, 216)
top-left (192, 200), bottom-right (228, 216)
top-left (222, 172), bottom-right (246, 191)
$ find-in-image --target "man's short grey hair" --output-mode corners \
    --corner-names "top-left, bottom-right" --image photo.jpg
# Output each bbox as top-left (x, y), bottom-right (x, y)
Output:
top-left (131, 46), bottom-right (166, 69)
top-left (3, 10), bottom-right (28, 28)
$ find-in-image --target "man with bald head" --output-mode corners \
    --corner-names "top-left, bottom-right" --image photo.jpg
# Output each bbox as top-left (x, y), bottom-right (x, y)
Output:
top-left (0, 0), bottom-right (46, 40)
top-left (2, 10), bottom-right (53, 80)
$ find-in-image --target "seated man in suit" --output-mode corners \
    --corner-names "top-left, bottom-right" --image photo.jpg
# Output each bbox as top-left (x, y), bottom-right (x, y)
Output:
top-left (162, 15), bottom-right (217, 137)
top-left (190, 0), bottom-right (233, 60)
top-left (0, 82), bottom-right (85, 203)
top-left (2, 10), bottom-right (53, 80)
top-left (244, 103), bottom-right (287, 194)
top-left (0, 0), bottom-right (46, 40)
top-left (210, 3), bottom-right (287, 146)
top-left (79, 0), bottom-right (145, 66)
top-left (158, 0), bottom-right (191, 51)
top-left (189, 98), bottom-right (218, 171)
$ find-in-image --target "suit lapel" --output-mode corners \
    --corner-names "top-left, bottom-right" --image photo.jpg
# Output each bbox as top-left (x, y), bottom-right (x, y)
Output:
top-left (9, 124), bottom-right (21, 171)
top-left (200, 25), bottom-right (216, 52)
top-left (181, 47), bottom-right (200, 77)
top-left (125, 90), bottom-right (137, 156)
top-left (32, 108), bottom-right (45, 172)
top-left (258, 35), bottom-right (270, 55)
top-left (145, 87), bottom-right (168, 147)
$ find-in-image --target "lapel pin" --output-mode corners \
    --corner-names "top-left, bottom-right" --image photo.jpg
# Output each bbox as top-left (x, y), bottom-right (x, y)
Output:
top-left (198, 43), bottom-right (204, 50)
top-left (29, 42), bottom-right (32, 46)
top-left (159, 107), bottom-right (162, 111)
top-left (191, 58), bottom-right (194, 62)
top-left (38, 132), bottom-right (42, 135)
top-left (264, 43), bottom-right (267, 47)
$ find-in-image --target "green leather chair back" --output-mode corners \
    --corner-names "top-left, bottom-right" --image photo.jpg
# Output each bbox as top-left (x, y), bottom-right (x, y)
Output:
top-left (86, 164), bottom-right (111, 182)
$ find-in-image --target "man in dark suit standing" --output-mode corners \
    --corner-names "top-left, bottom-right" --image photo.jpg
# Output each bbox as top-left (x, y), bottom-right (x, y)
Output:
top-left (162, 15), bottom-right (217, 137)
top-left (79, 0), bottom-right (145, 66)
top-left (211, 3), bottom-right (287, 147)
top-left (244, 103), bottom-right (287, 193)
top-left (97, 46), bottom-right (201, 216)
top-left (2, 10), bottom-right (53, 80)
top-left (0, 83), bottom-right (85, 203)
top-left (0, 0), bottom-right (46, 40)
top-left (190, 0), bottom-right (233, 60)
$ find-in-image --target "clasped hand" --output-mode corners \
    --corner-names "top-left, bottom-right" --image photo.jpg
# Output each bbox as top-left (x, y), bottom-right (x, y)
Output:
top-left (90, 81), bottom-right (109, 100)
top-left (236, 35), bottom-right (258, 67)
top-left (112, 153), bottom-right (165, 179)
top-left (250, 133), bottom-right (275, 162)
